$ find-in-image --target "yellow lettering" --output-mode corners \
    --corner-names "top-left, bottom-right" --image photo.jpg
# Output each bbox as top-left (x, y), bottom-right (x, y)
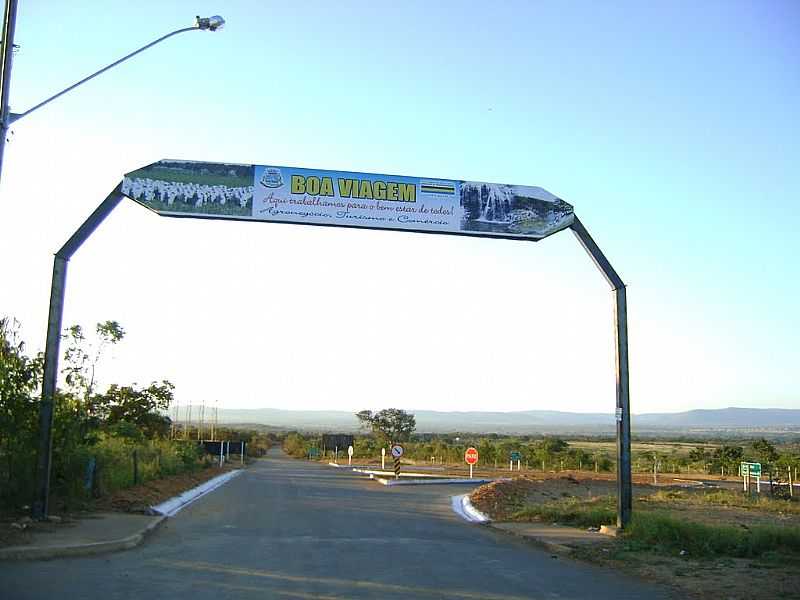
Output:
top-left (306, 176), bottom-right (320, 195)
top-left (291, 175), bottom-right (305, 194)
top-left (320, 177), bottom-right (334, 196)
top-left (373, 181), bottom-right (386, 200)
top-left (386, 182), bottom-right (398, 201)
top-left (338, 178), bottom-right (354, 198)
top-left (359, 179), bottom-right (373, 199)
top-left (398, 183), bottom-right (416, 202)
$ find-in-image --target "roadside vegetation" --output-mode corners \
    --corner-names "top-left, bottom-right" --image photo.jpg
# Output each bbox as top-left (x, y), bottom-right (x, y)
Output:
top-left (0, 317), bottom-right (269, 515)
top-left (278, 415), bottom-right (800, 485)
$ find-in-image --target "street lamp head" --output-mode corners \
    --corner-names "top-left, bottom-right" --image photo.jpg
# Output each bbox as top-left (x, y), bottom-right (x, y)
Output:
top-left (196, 15), bottom-right (225, 31)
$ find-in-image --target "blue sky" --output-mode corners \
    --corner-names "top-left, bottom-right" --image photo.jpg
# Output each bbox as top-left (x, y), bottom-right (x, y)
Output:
top-left (1, 1), bottom-right (797, 415)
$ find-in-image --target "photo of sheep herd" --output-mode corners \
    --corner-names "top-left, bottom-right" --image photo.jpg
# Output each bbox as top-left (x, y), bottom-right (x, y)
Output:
top-left (123, 160), bottom-right (255, 217)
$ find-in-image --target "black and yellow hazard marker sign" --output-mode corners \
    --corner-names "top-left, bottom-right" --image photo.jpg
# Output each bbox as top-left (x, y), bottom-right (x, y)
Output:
top-left (390, 444), bottom-right (404, 479)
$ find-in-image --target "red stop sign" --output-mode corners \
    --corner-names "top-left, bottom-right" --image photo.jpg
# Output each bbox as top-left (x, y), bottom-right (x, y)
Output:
top-left (464, 447), bottom-right (479, 465)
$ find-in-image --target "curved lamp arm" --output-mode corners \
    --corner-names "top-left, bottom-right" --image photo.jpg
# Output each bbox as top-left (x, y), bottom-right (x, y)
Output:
top-left (9, 16), bottom-right (224, 124)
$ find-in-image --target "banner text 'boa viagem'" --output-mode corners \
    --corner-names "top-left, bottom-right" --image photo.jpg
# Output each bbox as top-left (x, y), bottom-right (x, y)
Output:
top-left (123, 160), bottom-right (574, 241)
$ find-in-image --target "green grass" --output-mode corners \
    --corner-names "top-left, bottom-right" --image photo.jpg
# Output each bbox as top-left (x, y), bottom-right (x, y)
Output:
top-left (126, 167), bottom-right (252, 187)
top-left (627, 511), bottom-right (800, 557)
top-left (512, 493), bottom-right (800, 558)
top-left (511, 496), bottom-right (616, 528)
top-left (644, 488), bottom-right (800, 515)
top-left (137, 198), bottom-right (252, 217)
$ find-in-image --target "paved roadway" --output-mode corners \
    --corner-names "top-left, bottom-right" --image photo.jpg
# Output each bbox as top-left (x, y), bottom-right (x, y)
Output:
top-left (1, 449), bottom-right (674, 599)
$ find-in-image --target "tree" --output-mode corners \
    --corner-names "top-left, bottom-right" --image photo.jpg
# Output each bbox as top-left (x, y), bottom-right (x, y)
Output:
top-left (61, 320), bottom-right (125, 401)
top-left (750, 438), bottom-right (779, 469)
top-left (95, 380), bottom-right (174, 439)
top-left (711, 444), bottom-right (743, 473)
top-left (688, 446), bottom-right (708, 463)
top-left (356, 409), bottom-right (416, 445)
top-left (0, 318), bottom-right (42, 502)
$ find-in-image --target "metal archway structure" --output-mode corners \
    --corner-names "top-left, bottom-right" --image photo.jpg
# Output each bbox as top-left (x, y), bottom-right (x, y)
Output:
top-left (32, 160), bottom-right (631, 527)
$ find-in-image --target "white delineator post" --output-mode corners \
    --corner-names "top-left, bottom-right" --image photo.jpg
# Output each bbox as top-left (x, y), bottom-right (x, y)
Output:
top-left (240, 442), bottom-right (244, 465)
top-left (381, 447), bottom-right (385, 470)
top-left (219, 442), bottom-right (223, 467)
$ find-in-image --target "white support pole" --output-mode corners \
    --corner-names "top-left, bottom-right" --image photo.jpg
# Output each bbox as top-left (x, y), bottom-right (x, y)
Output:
top-left (509, 461), bottom-right (513, 471)
top-left (241, 441), bottom-right (244, 465)
top-left (381, 449), bottom-right (385, 470)
top-left (756, 476), bottom-right (760, 494)
top-left (469, 464), bottom-right (473, 479)
top-left (219, 442), bottom-right (223, 467)
top-left (517, 460), bottom-right (521, 471)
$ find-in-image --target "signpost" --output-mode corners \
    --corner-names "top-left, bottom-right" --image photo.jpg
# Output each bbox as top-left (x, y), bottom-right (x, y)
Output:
top-left (391, 444), bottom-right (403, 479)
top-left (381, 447), bottom-right (386, 470)
top-left (740, 462), bottom-right (762, 493)
top-left (510, 451), bottom-right (521, 471)
top-left (347, 445), bottom-right (354, 466)
top-left (31, 159), bottom-right (632, 529)
top-left (465, 447), bottom-right (479, 479)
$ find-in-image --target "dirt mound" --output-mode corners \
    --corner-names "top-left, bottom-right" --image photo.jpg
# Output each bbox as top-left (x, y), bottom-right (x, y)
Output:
top-left (93, 464), bottom-right (241, 513)
top-left (470, 477), bottom-right (542, 520)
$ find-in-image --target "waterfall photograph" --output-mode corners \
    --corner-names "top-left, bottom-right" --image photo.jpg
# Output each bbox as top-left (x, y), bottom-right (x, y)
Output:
top-left (459, 181), bottom-right (574, 237)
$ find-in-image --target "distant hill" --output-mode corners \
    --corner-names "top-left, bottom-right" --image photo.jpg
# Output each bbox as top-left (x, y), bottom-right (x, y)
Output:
top-left (199, 406), bottom-right (800, 434)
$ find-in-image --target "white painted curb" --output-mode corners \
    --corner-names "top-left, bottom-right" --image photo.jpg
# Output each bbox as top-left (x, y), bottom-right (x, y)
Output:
top-left (371, 474), bottom-right (494, 486)
top-left (355, 468), bottom-right (453, 479)
top-left (451, 494), bottom-right (490, 523)
top-left (150, 469), bottom-right (243, 517)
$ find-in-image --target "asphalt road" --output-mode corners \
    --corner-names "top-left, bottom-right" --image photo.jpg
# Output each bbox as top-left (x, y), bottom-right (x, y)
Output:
top-left (1, 449), bottom-right (674, 599)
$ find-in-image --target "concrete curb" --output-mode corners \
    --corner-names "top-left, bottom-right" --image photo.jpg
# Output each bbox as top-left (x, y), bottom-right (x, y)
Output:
top-left (450, 494), bottom-right (491, 523)
top-left (1, 468), bottom-right (244, 561)
top-left (485, 523), bottom-right (575, 557)
top-left (150, 469), bottom-right (243, 517)
top-left (0, 515), bottom-right (166, 561)
top-left (449, 494), bottom-right (574, 556)
top-left (373, 475), bottom-right (494, 486)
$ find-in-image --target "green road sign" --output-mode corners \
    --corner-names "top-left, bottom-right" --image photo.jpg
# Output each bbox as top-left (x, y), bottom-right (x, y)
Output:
top-left (740, 462), bottom-right (761, 477)
top-left (510, 451), bottom-right (521, 461)
top-left (308, 447), bottom-right (319, 458)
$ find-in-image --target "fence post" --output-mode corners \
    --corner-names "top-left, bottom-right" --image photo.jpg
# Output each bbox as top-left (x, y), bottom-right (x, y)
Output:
top-left (133, 449), bottom-right (139, 485)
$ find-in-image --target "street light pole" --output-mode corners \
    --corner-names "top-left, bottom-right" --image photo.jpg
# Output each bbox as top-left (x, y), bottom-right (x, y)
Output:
top-left (0, 14), bottom-right (224, 187)
top-left (0, 0), bottom-right (19, 181)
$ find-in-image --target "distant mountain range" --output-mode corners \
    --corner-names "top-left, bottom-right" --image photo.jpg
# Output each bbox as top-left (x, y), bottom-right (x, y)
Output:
top-left (200, 406), bottom-right (800, 434)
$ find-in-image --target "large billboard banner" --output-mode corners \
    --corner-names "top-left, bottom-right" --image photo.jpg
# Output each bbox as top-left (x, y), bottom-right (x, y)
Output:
top-left (123, 160), bottom-right (573, 241)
